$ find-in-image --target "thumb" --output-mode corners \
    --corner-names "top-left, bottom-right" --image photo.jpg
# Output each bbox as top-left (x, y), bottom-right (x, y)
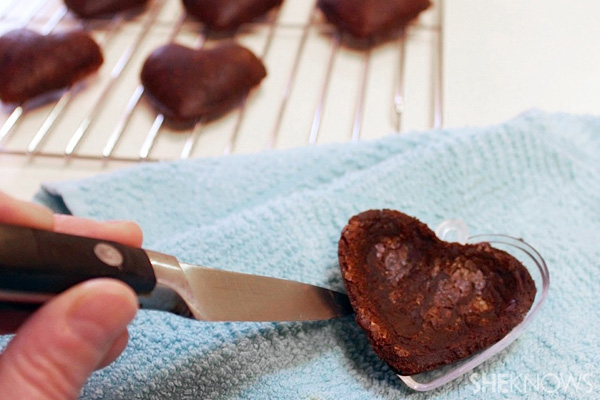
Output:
top-left (0, 279), bottom-right (138, 400)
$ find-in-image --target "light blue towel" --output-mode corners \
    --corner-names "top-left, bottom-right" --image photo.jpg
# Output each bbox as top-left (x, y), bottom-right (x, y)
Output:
top-left (4, 110), bottom-right (600, 399)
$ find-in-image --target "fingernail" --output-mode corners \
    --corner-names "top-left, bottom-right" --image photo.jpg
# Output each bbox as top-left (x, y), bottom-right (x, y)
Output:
top-left (104, 220), bottom-right (132, 226)
top-left (67, 280), bottom-right (138, 345)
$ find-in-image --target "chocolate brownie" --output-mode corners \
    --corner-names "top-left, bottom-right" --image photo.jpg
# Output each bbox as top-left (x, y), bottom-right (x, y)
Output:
top-left (318, 0), bottom-right (431, 39)
top-left (0, 29), bottom-right (103, 104)
top-left (140, 42), bottom-right (267, 123)
top-left (64, 0), bottom-right (149, 18)
top-left (182, 0), bottom-right (283, 31)
top-left (338, 209), bottom-right (536, 375)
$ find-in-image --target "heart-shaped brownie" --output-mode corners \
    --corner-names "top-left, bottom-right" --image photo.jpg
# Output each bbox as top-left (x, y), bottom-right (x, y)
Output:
top-left (318, 0), bottom-right (431, 39)
top-left (338, 210), bottom-right (536, 375)
top-left (140, 42), bottom-right (267, 123)
top-left (182, 0), bottom-right (283, 31)
top-left (0, 29), bottom-right (103, 104)
top-left (64, 0), bottom-right (149, 18)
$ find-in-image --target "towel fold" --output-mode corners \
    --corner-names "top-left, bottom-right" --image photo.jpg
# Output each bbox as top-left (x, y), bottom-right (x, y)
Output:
top-left (4, 110), bottom-right (599, 399)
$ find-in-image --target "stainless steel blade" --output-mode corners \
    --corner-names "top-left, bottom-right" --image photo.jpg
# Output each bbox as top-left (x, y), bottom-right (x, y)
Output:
top-left (144, 250), bottom-right (353, 322)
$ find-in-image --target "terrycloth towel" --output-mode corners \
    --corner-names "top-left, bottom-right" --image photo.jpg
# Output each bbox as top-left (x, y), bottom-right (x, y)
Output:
top-left (4, 110), bottom-right (600, 399)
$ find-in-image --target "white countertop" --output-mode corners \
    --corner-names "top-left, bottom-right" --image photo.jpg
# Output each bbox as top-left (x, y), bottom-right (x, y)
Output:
top-left (1, 0), bottom-right (599, 201)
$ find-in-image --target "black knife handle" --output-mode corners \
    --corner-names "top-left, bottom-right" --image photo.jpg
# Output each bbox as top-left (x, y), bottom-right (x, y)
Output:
top-left (0, 223), bottom-right (156, 304)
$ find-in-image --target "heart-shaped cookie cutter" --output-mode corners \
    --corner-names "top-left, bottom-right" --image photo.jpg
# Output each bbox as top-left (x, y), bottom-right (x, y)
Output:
top-left (397, 219), bottom-right (550, 391)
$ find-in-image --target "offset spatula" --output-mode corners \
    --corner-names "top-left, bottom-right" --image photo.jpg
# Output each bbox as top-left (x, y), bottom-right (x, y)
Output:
top-left (0, 223), bottom-right (353, 321)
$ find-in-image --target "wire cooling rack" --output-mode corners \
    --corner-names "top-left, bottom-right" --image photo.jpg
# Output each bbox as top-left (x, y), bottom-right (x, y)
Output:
top-left (0, 0), bottom-right (443, 162)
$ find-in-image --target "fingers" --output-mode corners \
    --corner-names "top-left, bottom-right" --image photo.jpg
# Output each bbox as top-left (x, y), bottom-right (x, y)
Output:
top-left (0, 191), bottom-right (54, 230)
top-left (0, 190), bottom-right (143, 395)
top-left (53, 214), bottom-right (143, 248)
top-left (0, 190), bottom-right (144, 249)
top-left (0, 279), bottom-right (138, 400)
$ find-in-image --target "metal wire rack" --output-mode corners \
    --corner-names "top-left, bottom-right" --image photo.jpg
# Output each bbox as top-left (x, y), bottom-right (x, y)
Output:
top-left (0, 0), bottom-right (443, 162)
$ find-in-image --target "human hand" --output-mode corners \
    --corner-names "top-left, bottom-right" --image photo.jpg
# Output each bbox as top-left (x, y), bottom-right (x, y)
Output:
top-left (0, 191), bottom-right (142, 399)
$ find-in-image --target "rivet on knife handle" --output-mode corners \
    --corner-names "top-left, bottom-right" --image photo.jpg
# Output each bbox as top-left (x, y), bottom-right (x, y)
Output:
top-left (0, 223), bottom-right (157, 304)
